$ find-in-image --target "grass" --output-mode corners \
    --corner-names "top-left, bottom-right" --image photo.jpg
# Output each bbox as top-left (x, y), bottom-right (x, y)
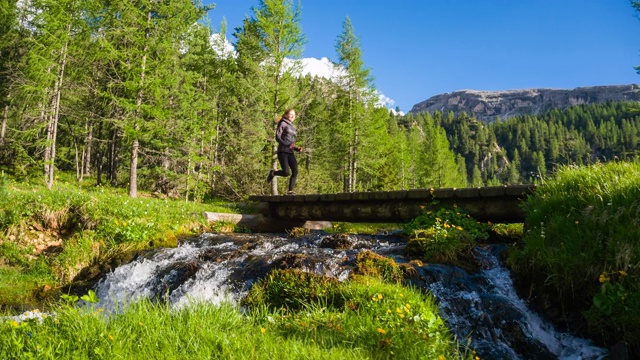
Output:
top-left (0, 174), bottom-right (242, 309)
top-left (323, 222), bottom-right (404, 234)
top-left (1, 276), bottom-right (473, 360)
top-left (507, 160), bottom-right (640, 353)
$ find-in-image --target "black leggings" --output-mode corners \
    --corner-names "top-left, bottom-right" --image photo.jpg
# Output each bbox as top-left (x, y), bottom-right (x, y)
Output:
top-left (274, 152), bottom-right (298, 191)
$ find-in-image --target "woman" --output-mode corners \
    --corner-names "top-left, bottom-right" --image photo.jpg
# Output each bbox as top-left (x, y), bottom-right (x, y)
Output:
top-left (266, 108), bottom-right (303, 195)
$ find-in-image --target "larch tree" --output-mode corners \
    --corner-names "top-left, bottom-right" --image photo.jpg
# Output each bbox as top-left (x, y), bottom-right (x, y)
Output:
top-left (14, 0), bottom-right (86, 188)
top-left (0, 0), bottom-right (20, 145)
top-left (252, 0), bottom-right (306, 195)
top-left (334, 16), bottom-right (375, 192)
top-left (95, 0), bottom-right (207, 198)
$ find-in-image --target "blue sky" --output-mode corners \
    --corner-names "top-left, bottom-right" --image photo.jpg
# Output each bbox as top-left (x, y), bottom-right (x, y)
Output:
top-left (205, 0), bottom-right (640, 113)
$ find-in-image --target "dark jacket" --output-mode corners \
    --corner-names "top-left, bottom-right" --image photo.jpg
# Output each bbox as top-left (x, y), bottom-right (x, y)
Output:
top-left (275, 118), bottom-right (297, 153)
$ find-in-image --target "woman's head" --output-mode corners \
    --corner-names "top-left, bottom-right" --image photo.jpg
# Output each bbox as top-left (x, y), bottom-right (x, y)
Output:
top-left (282, 108), bottom-right (296, 121)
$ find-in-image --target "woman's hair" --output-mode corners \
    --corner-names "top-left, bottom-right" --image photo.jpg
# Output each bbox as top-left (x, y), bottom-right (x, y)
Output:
top-left (281, 108), bottom-right (295, 119)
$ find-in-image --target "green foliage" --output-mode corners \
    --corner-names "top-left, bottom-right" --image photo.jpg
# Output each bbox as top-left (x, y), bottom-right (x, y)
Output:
top-left (489, 223), bottom-right (524, 241)
top-left (508, 161), bottom-right (640, 351)
top-left (403, 206), bottom-right (488, 265)
top-left (2, 0), bottom-right (640, 199)
top-left (404, 206), bottom-right (489, 241)
top-left (241, 266), bottom-right (469, 359)
top-left (243, 269), bottom-right (343, 311)
top-left (351, 251), bottom-right (404, 284)
top-left (80, 290), bottom-right (99, 304)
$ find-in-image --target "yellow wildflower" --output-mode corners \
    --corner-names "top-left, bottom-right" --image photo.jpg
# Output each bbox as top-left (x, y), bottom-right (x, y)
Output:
top-left (620, 270), bottom-right (628, 277)
top-left (11, 321), bottom-right (18, 327)
top-left (377, 328), bottom-right (386, 334)
top-left (260, 327), bottom-right (266, 334)
top-left (599, 273), bottom-right (610, 283)
top-left (378, 293), bottom-right (383, 300)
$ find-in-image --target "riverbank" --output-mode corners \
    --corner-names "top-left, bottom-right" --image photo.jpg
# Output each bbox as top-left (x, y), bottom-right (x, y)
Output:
top-left (0, 175), bottom-right (244, 310)
top-left (2, 161), bottom-right (639, 357)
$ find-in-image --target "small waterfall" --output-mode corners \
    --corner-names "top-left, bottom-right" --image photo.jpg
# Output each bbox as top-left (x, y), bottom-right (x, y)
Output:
top-left (91, 233), bottom-right (607, 359)
top-left (412, 245), bottom-right (607, 360)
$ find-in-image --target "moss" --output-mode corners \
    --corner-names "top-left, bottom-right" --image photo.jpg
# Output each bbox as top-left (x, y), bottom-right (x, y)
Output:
top-left (351, 251), bottom-right (403, 284)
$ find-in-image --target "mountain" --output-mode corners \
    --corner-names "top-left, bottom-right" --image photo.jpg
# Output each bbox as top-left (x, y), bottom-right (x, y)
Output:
top-left (408, 84), bottom-right (640, 122)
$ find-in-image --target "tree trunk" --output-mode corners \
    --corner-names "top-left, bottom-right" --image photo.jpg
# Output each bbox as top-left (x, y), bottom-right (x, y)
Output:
top-left (1, 104), bottom-right (7, 143)
top-left (129, 8), bottom-right (151, 198)
top-left (351, 127), bottom-right (358, 192)
top-left (129, 138), bottom-right (138, 198)
top-left (45, 23), bottom-right (71, 189)
top-left (108, 127), bottom-right (120, 186)
top-left (185, 158), bottom-right (191, 202)
top-left (75, 141), bottom-right (80, 181)
top-left (270, 86), bottom-right (280, 195)
top-left (83, 119), bottom-right (93, 178)
top-left (95, 122), bottom-right (103, 186)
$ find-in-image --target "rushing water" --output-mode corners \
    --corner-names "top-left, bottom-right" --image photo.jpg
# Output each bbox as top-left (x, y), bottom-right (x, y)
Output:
top-left (91, 232), bottom-right (607, 359)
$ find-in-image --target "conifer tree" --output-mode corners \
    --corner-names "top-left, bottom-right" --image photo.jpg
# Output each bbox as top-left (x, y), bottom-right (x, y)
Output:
top-left (0, 0), bottom-right (20, 145)
top-left (251, 0), bottom-right (305, 195)
top-left (334, 16), bottom-right (375, 192)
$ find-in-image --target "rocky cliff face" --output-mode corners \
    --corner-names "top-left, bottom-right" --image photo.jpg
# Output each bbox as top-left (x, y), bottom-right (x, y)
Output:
top-left (408, 84), bottom-right (640, 122)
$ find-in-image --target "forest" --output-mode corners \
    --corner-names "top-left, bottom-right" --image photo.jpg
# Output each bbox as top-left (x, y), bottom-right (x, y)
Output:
top-left (1, 0), bottom-right (639, 200)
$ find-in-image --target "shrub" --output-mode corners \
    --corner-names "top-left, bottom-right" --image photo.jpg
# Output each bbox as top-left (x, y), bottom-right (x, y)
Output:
top-left (403, 206), bottom-right (487, 264)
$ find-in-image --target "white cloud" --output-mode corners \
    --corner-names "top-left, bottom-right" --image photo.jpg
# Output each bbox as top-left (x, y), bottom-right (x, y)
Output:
top-left (296, 57), bottom-right (345, 80)
top-left (293, 57), bottom-right (397, 111)
top-left (210, 33), bottom-right (236, 58)
top-left (206, 37), bottom-right (397, 112)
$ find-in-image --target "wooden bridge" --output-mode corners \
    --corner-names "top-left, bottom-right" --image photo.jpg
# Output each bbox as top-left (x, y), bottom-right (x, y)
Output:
top-left (205, 185), bottom-right (537, 232)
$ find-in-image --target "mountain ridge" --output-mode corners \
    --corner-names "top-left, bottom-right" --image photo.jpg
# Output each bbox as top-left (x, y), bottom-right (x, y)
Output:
top-left (408, 84), bottom-right (640, 122)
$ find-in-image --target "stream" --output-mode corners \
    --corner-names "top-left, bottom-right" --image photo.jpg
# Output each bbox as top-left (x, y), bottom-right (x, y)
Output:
top-left (90, 231), bottom-right (608, 360)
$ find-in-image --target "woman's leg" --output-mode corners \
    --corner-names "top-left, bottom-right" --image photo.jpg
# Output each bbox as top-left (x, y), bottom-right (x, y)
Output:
top-left (287, 153), bottom-right (298, 192)
top-left (275, 152), bottom-right (291, 177)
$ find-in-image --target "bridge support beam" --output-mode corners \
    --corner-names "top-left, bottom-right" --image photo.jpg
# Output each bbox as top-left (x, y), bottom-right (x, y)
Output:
top-left (249, 185), bottom-right (535, 225)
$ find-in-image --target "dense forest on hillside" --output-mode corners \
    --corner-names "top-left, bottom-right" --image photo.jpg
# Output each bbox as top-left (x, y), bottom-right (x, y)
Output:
top-left (1, 0), bottom-right (639, 201)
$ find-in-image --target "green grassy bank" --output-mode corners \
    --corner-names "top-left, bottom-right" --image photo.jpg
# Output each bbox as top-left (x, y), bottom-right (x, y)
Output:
top-left (508, 160), bottom-right (640, 354)
top-left (0, 173), bottom-right (241, 309)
